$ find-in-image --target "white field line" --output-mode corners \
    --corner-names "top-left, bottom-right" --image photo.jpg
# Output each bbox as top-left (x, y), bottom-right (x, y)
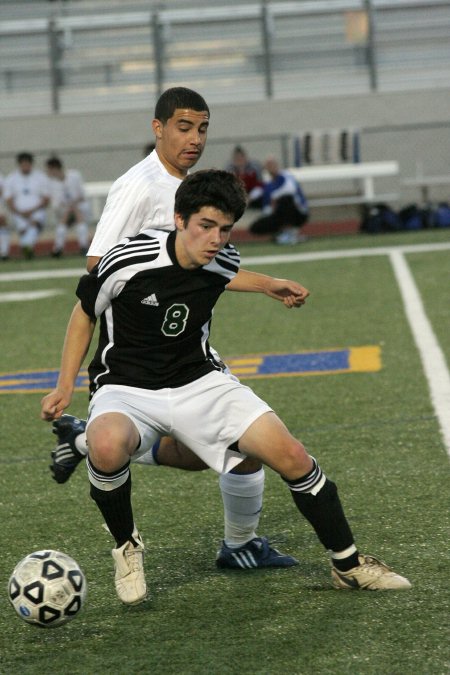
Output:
top-left (0, 268), bottom-right (85, 282)
top-left (240, 241), bottom-right (450, 267)
top-left (0, 289), bottom-right (65, 302)
top-left (389, 251), bottom-right (450, 456)
top-left (1, 241), bottom-right (450, 282)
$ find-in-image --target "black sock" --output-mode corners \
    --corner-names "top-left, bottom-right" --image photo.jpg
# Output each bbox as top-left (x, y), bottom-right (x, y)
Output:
top-left (88, 461), bottom-right (134, 548)
top-left (287, 475), bottom-right (355, 554)
top-left (332, 551), bottom-right (360, 572)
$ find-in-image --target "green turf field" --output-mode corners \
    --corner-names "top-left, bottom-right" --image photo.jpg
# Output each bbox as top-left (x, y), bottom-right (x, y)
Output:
top-left (1, 230), bottom-right (449, 674)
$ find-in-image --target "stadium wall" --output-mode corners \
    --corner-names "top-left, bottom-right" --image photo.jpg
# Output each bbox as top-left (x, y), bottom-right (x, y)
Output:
top-left (1, 88), bottom-right (449, 208)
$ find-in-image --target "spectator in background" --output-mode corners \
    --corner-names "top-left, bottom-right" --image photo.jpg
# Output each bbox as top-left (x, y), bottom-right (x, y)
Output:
top-left (249, 156), bottom-right (309, 245)
top-left (4, 152), bottom-right (50, 259)
top-left (226, 145), bottom-right (264, 209)
top-left (0, 173), bottom-right (9, 261)
top-left (46, 156), bottom-right (91, 257)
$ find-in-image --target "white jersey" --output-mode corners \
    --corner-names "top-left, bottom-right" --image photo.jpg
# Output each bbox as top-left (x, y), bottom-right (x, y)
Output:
top-left (4, 169), bottom-right (50, 213)
top-left (48, 169), bottom-right (88, 210)
top-left (87, 150), bottom-right (181, 258)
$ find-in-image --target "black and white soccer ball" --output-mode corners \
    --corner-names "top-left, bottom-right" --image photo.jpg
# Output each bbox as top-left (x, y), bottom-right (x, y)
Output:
top-left (8, 550), bottom-right (87, 628)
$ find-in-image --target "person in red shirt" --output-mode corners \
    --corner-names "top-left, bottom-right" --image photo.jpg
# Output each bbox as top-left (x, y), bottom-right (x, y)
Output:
top-left (226, 145), bottom-right (264, 209)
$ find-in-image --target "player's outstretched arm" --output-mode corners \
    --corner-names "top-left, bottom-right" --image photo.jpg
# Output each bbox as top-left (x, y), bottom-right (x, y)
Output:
top-left (40, 302), bottom-right (96, 421)
top-left (227, 268), bottom-right (309, 308)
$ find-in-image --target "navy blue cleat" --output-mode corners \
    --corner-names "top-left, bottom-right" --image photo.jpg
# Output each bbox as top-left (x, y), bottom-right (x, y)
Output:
top-left (216, 536), bottom-right (298, 569)
top-left (50, 414), bottom-right (86, 484)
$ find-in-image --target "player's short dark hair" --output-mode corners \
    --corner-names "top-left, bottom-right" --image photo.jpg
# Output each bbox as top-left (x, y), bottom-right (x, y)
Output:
top-left (16, 152), bottom-right (34, 164)
top-left (46, 156), bottom-right (63, 169)
top-left (174, 169), bottom-right (247, 224)
top-left (155, 87), bottom-right (209, 124)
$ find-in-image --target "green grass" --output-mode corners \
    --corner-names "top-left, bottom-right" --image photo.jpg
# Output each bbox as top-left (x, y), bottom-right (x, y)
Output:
top-left (0, 231), bottom-right (449, 674)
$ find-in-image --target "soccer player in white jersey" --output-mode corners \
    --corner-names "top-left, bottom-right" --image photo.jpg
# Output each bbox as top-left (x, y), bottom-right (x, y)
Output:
top-left (50, 86), bottom-right (309, 569)
top-left (46, 156), bottom-right (91, 257)
top-left (41, 170), bottom-right (411, 604)
top-left (4, 152), bottom-right (50, 259)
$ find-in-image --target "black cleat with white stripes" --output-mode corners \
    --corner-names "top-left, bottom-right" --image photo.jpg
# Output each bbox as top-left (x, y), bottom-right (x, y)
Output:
top-left (50, 415), bottom-right (86, 483)
top-left (216, 536), bottom-right (298, 569)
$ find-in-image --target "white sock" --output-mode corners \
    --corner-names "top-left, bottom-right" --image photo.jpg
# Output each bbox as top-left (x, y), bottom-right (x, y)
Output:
top-left (54, 223), bottom-right (67, 251)
top-left (75, 431), bottom-right (88, 455)
top-left (19, 223), bottom-right (39, 249)
top-left (76, 221), bottom-right (89, 249)
top-left (0, 228), bottom-right (10, 257)
top-left (219, 468), bottom-right (265, 548)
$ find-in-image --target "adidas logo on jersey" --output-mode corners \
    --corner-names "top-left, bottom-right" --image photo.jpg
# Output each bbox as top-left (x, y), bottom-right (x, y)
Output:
top-left (141, 293), bottom-right (159, 307)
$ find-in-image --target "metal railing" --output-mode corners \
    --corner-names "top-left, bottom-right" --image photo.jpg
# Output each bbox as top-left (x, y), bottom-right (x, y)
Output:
top-left (1, 0), bottom-right (449, 116)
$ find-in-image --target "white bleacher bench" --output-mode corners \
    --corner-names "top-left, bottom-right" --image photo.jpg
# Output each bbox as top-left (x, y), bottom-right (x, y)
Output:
top-left (288, 161), bottom-right (400, 208)
top-left (84, 161), bottom-right (400, 221)
top-left (84, 181), bottom-right (113, 220)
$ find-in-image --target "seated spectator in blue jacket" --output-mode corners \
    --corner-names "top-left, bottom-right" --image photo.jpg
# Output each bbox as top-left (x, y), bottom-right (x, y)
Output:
top-left (249, 156), bottom-right (309, 244)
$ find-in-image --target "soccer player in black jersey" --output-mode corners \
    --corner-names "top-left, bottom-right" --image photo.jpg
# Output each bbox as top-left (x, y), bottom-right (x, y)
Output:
top-left (49, 86), bottom-right (308, 571)
top-left (41, 170), bottom-right (411, 605)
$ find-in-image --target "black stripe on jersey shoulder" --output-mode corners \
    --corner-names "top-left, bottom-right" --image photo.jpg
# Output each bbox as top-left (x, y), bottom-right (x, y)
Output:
top-left (213, 243), bottom-right (240, 274)
top-left (98, 233), bottom-right (161, 278)
top-left (224, 242), bottom-right (240, 259)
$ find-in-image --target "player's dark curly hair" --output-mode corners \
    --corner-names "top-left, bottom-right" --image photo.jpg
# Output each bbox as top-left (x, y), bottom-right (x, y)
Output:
top-left (175, 169), bottom-right (247, 224)
top-left (155, 87), bottom-right (210, 123)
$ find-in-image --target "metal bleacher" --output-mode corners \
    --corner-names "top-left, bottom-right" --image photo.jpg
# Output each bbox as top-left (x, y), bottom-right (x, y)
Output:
top-left (0, 0), bottom-right (450, 117)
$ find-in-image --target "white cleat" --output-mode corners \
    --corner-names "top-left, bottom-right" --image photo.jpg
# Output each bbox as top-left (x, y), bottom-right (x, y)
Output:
top-left (332, 554), bottom-right (412, 591)
top-left (111, 529), bottom-right (147, 605)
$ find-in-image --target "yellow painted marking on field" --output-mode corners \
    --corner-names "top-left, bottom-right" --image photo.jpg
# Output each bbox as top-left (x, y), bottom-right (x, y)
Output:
top-left (348, 346), bottom-right (381, 372)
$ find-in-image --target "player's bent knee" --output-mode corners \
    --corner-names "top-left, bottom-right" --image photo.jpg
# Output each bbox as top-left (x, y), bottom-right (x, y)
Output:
top-left (87, 414), bottom-right (139, 469)
top-left (275, 442), bottom-right (313, 481)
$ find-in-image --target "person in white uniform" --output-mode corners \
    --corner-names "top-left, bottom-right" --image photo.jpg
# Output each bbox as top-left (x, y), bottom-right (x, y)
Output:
top-left (41, 169), bottom-right (411, 605)
top-left (4, 152), bottom-right (50, 259)
top-left (46, 156), bottom-right (91, 257)
top-left (49, 87), bottom-right (308, 570)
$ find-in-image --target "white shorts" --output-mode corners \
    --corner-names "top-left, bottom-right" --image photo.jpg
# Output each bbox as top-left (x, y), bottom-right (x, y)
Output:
top-left (86, 371), bottom-right (272, 474)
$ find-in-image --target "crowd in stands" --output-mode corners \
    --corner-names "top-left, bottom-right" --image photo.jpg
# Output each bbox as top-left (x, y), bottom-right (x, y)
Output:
top-left (0, 152), bottom-right (90, 261)
top-left (0, 144), bottom-right (309, 261)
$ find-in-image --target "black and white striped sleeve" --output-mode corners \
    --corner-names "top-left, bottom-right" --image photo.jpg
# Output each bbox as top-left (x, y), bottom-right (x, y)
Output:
top-left (204, 243), bottom-right (240, 281)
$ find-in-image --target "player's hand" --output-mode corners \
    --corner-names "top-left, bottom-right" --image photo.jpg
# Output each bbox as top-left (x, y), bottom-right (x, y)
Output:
top-left (40, 388), bottom-right (72, 421)
top-left (264, 278), bottom-right (310, 308)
